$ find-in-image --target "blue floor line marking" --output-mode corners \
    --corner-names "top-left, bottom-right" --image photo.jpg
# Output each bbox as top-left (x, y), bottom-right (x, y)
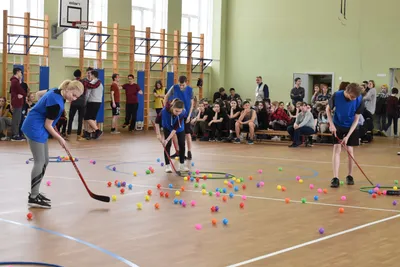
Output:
top-left (0, 218), bottom-right (139, 267)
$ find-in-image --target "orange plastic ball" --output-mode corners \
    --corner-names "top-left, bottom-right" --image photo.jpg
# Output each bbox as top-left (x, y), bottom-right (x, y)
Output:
top-left (285, 198), bottom-right (290, 203)
top-left (155, 203), bottom-right (160, 209)
top-left (147, 190), bottom-right (152, 196)
top-left (181, 186), bottom-right (185, 192)
top-left (222, 196), bottom-right (227, 202)
top-left (282, 186), bottom-right (287, 192)
top-left (323, 189), bottom-right (328, 194)
top-left (157, 184), bottom-right (161, 189)
top-left (212, 219), bottom-right (217, 225)
top-left (249, 176), bottom-right (253, 180)
top-left (165, 192), bottom-right (169, 198)
top-left (339, 208), bottom-right (344, 213)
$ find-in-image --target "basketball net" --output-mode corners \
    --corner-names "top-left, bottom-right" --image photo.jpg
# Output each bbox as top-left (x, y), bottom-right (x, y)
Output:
top-left (72, 21), bottom-right (92, 33)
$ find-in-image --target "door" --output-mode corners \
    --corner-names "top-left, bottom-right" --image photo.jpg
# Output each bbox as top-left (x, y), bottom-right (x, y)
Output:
top-left (292, 73), bottom-right (310, 103)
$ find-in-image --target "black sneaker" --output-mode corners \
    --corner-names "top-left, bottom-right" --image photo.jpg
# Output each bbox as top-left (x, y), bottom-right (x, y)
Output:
top-left (187, 151), bottom-right (192, 160)
top-left (29, 192), bottom-right (51, 203)
top-left (330, 177), bottom-right (340, 188)
top-left (28, 195), bottom-right (51, 209)
top-left (94, 130), bottom-right (103, 139)
top-left (346, 175), bottom-right (355, 185)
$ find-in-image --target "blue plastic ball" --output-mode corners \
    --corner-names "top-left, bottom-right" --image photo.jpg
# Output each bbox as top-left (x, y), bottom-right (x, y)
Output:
top-left (230, 180), bottom-right (235, 185)
top-left (191, 162), bottom-right (194, 167)
top-left (117, 182), bottom-right (121, 188)
top-left (234, 186), bottom-right (239, 192)
top-left (173, 198), bottom-right (179, 204)
top-left (190, 177), bottom-right (194, 182)
top-left (229, 192), bottom-right (234, 198)
top-left (169, 184), bottom-right (173, 188)
top-left (75, 158), bottom-right (79, 162)
top-left (128, 184), bottom-right (133, 190)
top-left (222, 218), bottom-right (228, 225)
top-left (157, 158), bottom-right (161, 162)
top-left (314, 195), bottom-right (319, 201)
top-left (368, 189), bottom-right (373, 194)
top-left (179, 199), bottom-right (183, 205)
top-left (215, 188), bottom-right (220, 192)
top-left (222, 188), bottom-right (227, 193)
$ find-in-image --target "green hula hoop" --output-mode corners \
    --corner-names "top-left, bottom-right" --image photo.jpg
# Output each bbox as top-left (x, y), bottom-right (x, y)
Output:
top-left (179, 171), bottom-right (235, 179)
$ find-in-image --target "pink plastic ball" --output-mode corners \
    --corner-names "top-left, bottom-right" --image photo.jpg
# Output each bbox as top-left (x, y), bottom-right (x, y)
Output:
top-left (46, 180), bottom-right (51, 186)
top-left (383, 190), bottom-right (387, 195)
top-left (190, 200), bottom-right (196, 206)
top-left (296, 176), bottom-right (301, 181)
top-left (196, 170), bottom-right (200, 174)
top-left (259, 181), bottom-right (265, 187)
top-left (341, 196), bottom-right (346, 201)
top-left (317, 188), bottom-right (323, 193)
top-left (182, 201), bottom-right (187, 207)
top-left (309, 184), bottom-right (314, 189)
top-left (195, 224), bottom-right (202, 230)
top-left (373, 187), bottom-right (379, 193)
top-left (242, 195), bottom-right (247, 200)
top-left (258, 169), bottom-right (263, 174)
top-left (216, 192), bottom-right (221, 197)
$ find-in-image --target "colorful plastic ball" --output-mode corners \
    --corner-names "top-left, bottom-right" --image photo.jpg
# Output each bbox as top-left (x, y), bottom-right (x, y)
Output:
top-left (278, 167), bottom-right (283, 171)
top-left (249, 175), bottom-right (253, 180)
top-left (128, 184), bottom-right (133, 190)
top-left (222, 188), bottom-right (227, 193)
top-left (208, 174), bottom-right (212, 178)
top-left (229, 192), bottom-right (234, 198)
top-left (372, 193), bottom-right (377, 198)
top-left (285, 198), bottom-right (290, 203)
top-left (258, 169), bottom-right (263, 174)
top-left (340, 181), bottom-right (344, 185)
top-left (373, 187), bottom-right (379, 193)
top-left (154, 203), bottom-right (160, 209)
top-left (319, 228), bottom-right (325, 234)
top-left (147, 190), bottom-right (152, 196)
top-left (394, 180), bottom-right (399, 185)
top-left (194, 183), bottom-right (199, 188)
top-left (208, 191), bottom-right (213, 196)
top-left (222, 196), bottom-right (227, 202)
top-left (393, 200), bottom-right (398, 206)
top-left (259, 181), bottom-right (265, 187)
top-left (230, 180), bottom-right (235, 185)
top-left (317, 188), bottom-right (323, 193)
top-left (299, 179), bottom-right (304, 184)
top-left (190, 177), bottom-right (195, 182)
top-left (169, 184), bottom-right (173, 188)
top-left (323, 189), bottom-right (328, 194)
top-left (215, 206), bottom-right (219, 212)
top-left (74, 158), bottom-right (79, 162)
top-left (182, 201), bottom-right (187, 207)
top-left (191, 200), bottom-right (196, 206)
top-left (195, 177), bottom-right (200, 183)
top-left (282, 186), bottom-right (286, 192)
top-left (117, 182), bottom-right (121, 188)
top-left (157, 184), bottom-right (161, 189)
top-left (175, 190), bottom-right (180, 196)
top-left (163, 192), bottom-right (169, 198)
top-left (376, 184), bottom-right (381, 188)
top-left (234, 186), bottom-right (239, 192)
top-left (339, 207), bottom-right (345, 213)
top-left (296, 176), bottom-right (301, 181)
top-left (112, 167), bottom-right (116, 171)
top-left (225, 173), bottom-right (230, 178)
top-left (196, 170), bottom-right (200, 174)
top-left (242, 184), bottom-right (247, 190)
top-left (174, 157), bottom-right (179, 160)
top-left (256, 182), bottom-right (260, 188)
top-left (341, 196), bottom-right (346, 201)
top-left (180, 186), bottom-right (185, 192)
top-left (27, 212), bottom-right (33, 220)
top-left (160, 191), bottom-right (165, 197)
top-left (145, 195), bottom-right (150, 201)
top-left (46, 180), bottom-right (51, 186)
top-left (222, 218), bottom-right (228, 225)
top-left (120, 188), bottom-right (125, 194)
top-left (240, 202), bottom-right (245, 208)
top-left (309, 184), bottom-right (314, 189)
top-left (136, 202), bottom-right (143, 209)
top-left (383, 190), bottom-right (387, 195)
top-left (211, 206), bottom-right (216, 212)
top-left (112, 195), bottom-right (117, 201)
top-left (201, 184), bottom-right (206, 189)
top-left (212, 219), bottom-right (217, 225)
top-left (242, 195), bottom-right (247, 200)
top-left (301, 198), bottom-right (306, 203)
top-left (191, 162), bottom-right (194, 167)
top-left (114, 180), bottom-right (119, 185)
top-left (173, 198), bottom-right (179, 204)
top-left (368, 189), bottom-right (373, 194)
top-left (183, 176), bottom-right (188, 181)
top-left (195, 224), bottom-right (202, 230)
top-left (146, 170), bottom-right (151, 175)
top-left (121, 182), bottom-right (126, 187)
top-left (216, 192), bottom-right (221, 197)
top-left (277, 185), bottom-right (282, 190)
top-left (92, 160), bottom-right (96, 164)
top-left (201, 189), bottom-right (207, 195)
top-left (161, 163), bottom-right (164, 167)
top-left (203, 175), bottom-right (207, 180)
top-left (314, 195), bottom-right (319, 201)
top-left (394, 186), bottom-right (398, 190)
top-left (26, 160), bottom-right (29, 164)
top-left (133, 172), bottom-right (137, 176)
top-left (107, 181), bottom-right (112, 187)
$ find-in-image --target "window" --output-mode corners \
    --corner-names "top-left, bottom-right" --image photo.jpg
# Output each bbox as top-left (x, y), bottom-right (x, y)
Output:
top-left (132, 0), bottom-right (168, 62)
top-left (63, 0), bottom-right (108, 59)
top-left (181, 0), bottom-right (213, 63)
top-left (0, 0), bottom-right (44, 54)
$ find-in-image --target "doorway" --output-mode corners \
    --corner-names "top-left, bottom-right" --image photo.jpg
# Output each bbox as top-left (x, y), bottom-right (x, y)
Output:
top-left (292, 73), bottom-right (334, 104)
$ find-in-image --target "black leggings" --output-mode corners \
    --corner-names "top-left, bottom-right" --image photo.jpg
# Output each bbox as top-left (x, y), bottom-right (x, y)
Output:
top-left (125, 103), bottom-right (139, 131)
top-left (164, 129), bottom-right (185, 164)
top-left (67, 104), bottom-right (85, 135)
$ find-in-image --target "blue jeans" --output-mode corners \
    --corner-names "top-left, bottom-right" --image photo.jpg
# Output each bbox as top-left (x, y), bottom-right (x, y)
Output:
top-left (287, 125), bottom-right (315, 145)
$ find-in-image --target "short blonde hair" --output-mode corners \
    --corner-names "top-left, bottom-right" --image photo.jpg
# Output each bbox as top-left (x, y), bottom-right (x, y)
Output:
top-left (59, 80), bottom-right (84, 95)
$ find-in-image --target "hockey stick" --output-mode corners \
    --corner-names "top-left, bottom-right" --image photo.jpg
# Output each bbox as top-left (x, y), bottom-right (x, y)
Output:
top-left (335, 136), bottom-right (374, 186)
top-left (54, 128), bottom-right (110, 202)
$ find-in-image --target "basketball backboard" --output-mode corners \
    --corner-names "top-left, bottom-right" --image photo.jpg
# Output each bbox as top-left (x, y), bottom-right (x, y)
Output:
top-left (58, 0), bottom-right (89, 29)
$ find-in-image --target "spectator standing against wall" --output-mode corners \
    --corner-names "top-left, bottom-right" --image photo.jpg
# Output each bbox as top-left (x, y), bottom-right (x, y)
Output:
top-left (255, 76), bottom-right (269, 102)
top-left (290, 77), bottom-right (305, 105)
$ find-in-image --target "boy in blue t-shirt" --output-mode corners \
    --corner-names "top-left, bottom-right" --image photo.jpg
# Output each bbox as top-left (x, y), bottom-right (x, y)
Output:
top-left (326, 83), bottom-right (364, 188)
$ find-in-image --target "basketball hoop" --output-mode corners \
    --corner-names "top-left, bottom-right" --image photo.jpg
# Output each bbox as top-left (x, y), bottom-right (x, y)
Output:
top-left (71, 21), bottom-right (91, 30)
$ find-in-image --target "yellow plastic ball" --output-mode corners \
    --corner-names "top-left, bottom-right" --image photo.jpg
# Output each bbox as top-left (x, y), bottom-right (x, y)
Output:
top-left (175, 190), bottom-right (180, 196)
top-left (175, 157), bottom-right (179, 160)
top-left (133, 172), bottom-right (137, 176)
top-left (201, 189), bottom-right (207, 195)
top-left (145, 195), bottom-right (150, 201)
top-left (183, 176), bottom-right (188, 181)
top-left (232, 177), bottom-right (237, 181)
top-left (136, 202), bottom-right (143, 209)
top-left (224, 180), bottom-right (228, 185)
top-left (299, 179), bottom-right (304, 184)
top-left (208, 174), bottom-right (212, 178)
top-left (236, 179), bottom-right (241, 184)
top-left (277, 185), bottom-right (282, 190)
top-left (394, 186), bottom-right (398, 190)
top-left (112, 195), bottom-right (117, 201)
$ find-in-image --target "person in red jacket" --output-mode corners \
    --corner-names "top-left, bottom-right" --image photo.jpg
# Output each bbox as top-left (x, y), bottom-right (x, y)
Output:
top-left (10, 67), bottom-right (26, 141)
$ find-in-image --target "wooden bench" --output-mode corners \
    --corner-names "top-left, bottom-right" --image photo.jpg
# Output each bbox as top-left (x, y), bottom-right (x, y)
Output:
top-left (253, 129), bottom-right (333, 146)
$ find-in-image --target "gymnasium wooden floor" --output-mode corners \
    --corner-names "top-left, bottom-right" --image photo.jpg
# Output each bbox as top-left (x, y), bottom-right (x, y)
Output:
top-left (0, 132), bottom-right (399, 267)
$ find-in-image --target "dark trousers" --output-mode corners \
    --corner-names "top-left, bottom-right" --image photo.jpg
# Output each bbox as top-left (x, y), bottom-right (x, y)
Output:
top-left (287, 125), bottom-right (315, 145)
top-left (12, 107), bottom-right (22, 137)
top-left (67, 104), bottom-right (85, 135)
top-left (164, 129), bottom-right (185, 164)
top-left (208, 122), bottom-right (223, 139)
top-left (56, 118), bottom-right (67, 134)
top-left (125, 103), bottom-right (139, 131)
top-left (384, 114), bottom-right (398, 135)
top-left (375, 114), bottom-right (386, 131)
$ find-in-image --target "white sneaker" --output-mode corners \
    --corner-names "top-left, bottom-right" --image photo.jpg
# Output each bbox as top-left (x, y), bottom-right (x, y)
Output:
top-left (179, 164), bottom-right (189, 172)
top-left (165, 165), bottom-right (172, 173)
top-left (111, 131), bottom-right (121, 134)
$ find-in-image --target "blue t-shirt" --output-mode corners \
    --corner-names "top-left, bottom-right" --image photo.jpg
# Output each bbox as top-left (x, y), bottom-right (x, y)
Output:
top-left (329, 90), bottom-right (364, 128)
top-left (168, 84), bottom-right (193, 115)
top-left (22, 88), bottom-right (65, 143)
top-left (160, 107), bottom-right (187, 133)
